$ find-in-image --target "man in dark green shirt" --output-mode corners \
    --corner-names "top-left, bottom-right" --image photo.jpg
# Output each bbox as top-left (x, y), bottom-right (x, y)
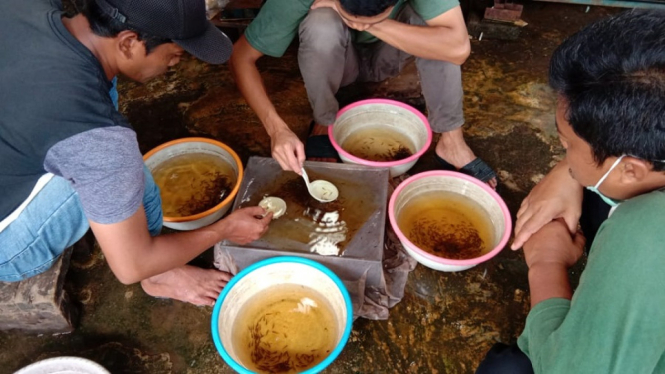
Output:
top-left (229, 0), bottom-right (498, 187)
top-left (477, 9), bottom-right (665, 374)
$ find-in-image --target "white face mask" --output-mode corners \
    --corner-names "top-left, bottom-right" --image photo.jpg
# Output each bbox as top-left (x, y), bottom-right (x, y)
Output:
top-left (585, 155), bottom-right (625, 207)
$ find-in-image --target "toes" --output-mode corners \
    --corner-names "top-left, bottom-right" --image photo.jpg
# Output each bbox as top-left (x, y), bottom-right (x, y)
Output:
top-left (203, 286), bottom-right (223, 302)
top-left (206, 279), bottom-right (227, 297)
top-left (215, 279), bottom-right (229, 290)
top-left (217, 272), bottom-right (232, 282)
top-left (192, 295), bottom-right (216, 307)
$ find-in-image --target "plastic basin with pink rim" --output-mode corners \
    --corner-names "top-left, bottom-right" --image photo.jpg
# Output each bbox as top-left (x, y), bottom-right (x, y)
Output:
top-left (388, 171), bottom-right (512, 272)
top-left (329, 99), bottom-right (432, 178)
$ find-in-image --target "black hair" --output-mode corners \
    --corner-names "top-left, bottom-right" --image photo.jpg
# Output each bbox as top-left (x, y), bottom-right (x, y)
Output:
top-left (338, 0), bottom-right (398, 17)
top-left (81, 0), bottom-right (171, 54)
top-left (550, 9), bottom-right (665, 171)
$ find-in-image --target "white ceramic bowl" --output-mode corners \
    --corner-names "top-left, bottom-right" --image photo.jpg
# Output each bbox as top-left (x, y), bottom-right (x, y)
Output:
top-left (143, 137), bottom-right (243, 231)
top-left (329, 99), bottom-right (432, 178)
top-left (211, 257), bottom-right (353, 374)
top-left (15, 357), bottom-right (110, 374)
top-left (389, 171), bottom-right (511, 272)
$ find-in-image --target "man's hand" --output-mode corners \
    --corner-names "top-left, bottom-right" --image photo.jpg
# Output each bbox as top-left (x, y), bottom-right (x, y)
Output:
top-left (214, 206), bottom-right (272, 244)
top-left (270, 127), bottom-right (305, 174)
top-left (229, 36), bottom-right (304, 174)
top-left (523, 219), bottom-right (586, 270)
top-left (512, 159), bottom-right (583, 250)
top-left (522, 219), bottom-right (585, 306)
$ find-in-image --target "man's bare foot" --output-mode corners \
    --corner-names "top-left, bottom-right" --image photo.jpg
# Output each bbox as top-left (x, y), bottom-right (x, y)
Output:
top-left (140, 265), bottom-right (232, 306)
top-left (436, 129), bottom-right (498, 189)
top-left (307, 123), bottom-right (337, 163)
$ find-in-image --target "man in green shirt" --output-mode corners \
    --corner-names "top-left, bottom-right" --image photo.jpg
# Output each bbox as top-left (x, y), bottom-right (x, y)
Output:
top-left (477, 10), bottom-right (665, 374)
top-left (230, 0), bottom-right (498, 187)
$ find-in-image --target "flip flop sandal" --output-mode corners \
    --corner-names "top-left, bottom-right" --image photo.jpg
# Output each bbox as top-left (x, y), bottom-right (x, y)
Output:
top-left (435, 154), bottom-right (497, 184)
top-left (304, 121), bottom-right (341, 161)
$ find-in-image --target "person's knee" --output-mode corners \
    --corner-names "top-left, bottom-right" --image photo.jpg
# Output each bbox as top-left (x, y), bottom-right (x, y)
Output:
top-left (299, 8), bottom-right (347, 54)
top-left (0, 193), bottom-right (87, 282)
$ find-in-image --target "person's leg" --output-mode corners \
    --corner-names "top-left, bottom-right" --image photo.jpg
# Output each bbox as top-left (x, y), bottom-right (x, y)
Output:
top-left (139, 167), bottom-right (234, 306)
top-left (476, 343), bottom-right (534, 374)
top-left (298, 7), bottom-right (359, 151)
top-left (142, 165), bottom-right (163, 237)
top-left (0, 167), bottom-right (162, 282)
top-left (0, 176), bottom-right (89, 282)
top-left (369, 5), bottom-right (495, 187)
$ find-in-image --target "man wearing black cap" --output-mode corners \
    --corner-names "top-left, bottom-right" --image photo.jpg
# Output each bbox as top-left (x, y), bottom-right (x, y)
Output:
top-left (0, 0), bottom-right (272, 306)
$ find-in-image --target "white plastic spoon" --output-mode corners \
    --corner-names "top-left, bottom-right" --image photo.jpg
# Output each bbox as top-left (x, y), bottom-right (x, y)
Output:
top-left (301, 167), bottom-right (339, 203)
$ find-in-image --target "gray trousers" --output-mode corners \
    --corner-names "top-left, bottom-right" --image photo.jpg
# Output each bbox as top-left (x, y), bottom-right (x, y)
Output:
top-left (298, 6), bottom-right (465, 133)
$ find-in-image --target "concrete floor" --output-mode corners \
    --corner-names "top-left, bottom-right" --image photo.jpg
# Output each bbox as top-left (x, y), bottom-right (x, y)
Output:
top-left (0, 3), bottom-right (618, 373)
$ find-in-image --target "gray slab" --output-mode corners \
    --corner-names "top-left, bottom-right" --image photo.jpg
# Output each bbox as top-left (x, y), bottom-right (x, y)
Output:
top-left (215, 157), bottom-right (390, 288)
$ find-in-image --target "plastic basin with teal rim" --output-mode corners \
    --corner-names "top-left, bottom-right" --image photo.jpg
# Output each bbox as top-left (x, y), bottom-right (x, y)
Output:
top-left (211, 256), bottom-right (353, 373)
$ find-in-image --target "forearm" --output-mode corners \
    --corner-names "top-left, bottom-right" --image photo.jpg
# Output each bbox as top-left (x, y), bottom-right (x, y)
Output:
top-left (369, 20), bottom-right (470, 64)
top-left (91, 208), bottom-right (234, 284)
top-left (139, 228), bottom-right (223, 279)
top-left (528, 262), bottom-right (573, 307)
top-left (548, 158), bottom-right (577, 186)
top-left (228, 50), bottom-right (289, 137)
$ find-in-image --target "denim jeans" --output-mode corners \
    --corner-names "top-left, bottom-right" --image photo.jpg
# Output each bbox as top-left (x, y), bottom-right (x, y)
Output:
top-left (109, 76), bottom-right (119, 110)
top-left (0, 166), bottom-right (163, 282)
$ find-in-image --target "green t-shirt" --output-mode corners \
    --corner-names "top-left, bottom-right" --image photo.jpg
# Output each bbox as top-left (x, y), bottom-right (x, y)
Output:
top-left (244, 0), bottom-right (459, 58)
top-left (518, 189), bottom-right (665, 373)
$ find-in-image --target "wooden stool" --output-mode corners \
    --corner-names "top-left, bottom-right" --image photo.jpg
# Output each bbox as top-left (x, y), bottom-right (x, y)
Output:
top-left (0, 248), bottom-right (77, 333)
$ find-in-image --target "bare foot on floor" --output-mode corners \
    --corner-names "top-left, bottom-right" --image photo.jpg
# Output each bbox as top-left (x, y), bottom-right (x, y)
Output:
top-left (307, 123), bottom-right (337, 163)
top-left (140, 265), bottom-right (232, 306)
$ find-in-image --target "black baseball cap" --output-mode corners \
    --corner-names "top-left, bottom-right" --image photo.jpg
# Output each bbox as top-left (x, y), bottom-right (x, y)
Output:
top-left (95, 0), bottom-right (232, 64)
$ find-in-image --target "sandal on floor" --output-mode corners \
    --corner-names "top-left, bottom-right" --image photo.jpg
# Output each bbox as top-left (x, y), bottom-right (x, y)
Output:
top-left (435, 153), bottom-right (497, 184)
top-left (305, 121), bottom-right (340, 161)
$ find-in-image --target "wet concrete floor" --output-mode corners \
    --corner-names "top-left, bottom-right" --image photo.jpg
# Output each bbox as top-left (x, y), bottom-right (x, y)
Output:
top-left (0, 3), bottom-right (618, 373)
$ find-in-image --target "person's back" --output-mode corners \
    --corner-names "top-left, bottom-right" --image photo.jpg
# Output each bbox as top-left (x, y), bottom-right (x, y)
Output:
top-left (0, 0), bottom-right (128, 224)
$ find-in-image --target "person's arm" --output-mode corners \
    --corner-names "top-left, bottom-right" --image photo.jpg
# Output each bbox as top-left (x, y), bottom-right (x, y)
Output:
top-left (228, 36), bottom-right (305, 173)
top-left (44, 127), bottom-right (273, 285)
top-left (90, 206), bottom-right (271, 284)
top-left (516, 221), bottom-right (584, 366)
top-left (517, 220), bottom-right (585, 361)
top-left (524, 220), bottom-right (585, 308)
top-left (522, 219), bottom-right (585, 306)
top-left (512, 158), bottom-right (584, 249)
top-left (366, 6), bottom-right (470, 64)
top-left (310, 1), bottom-right (470, 64)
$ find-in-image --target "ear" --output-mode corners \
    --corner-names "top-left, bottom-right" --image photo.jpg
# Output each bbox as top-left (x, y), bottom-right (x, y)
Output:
top-left (116, 30), bottom-right (143, 60)
top-left (620, 157), bottom-right (651, 184)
